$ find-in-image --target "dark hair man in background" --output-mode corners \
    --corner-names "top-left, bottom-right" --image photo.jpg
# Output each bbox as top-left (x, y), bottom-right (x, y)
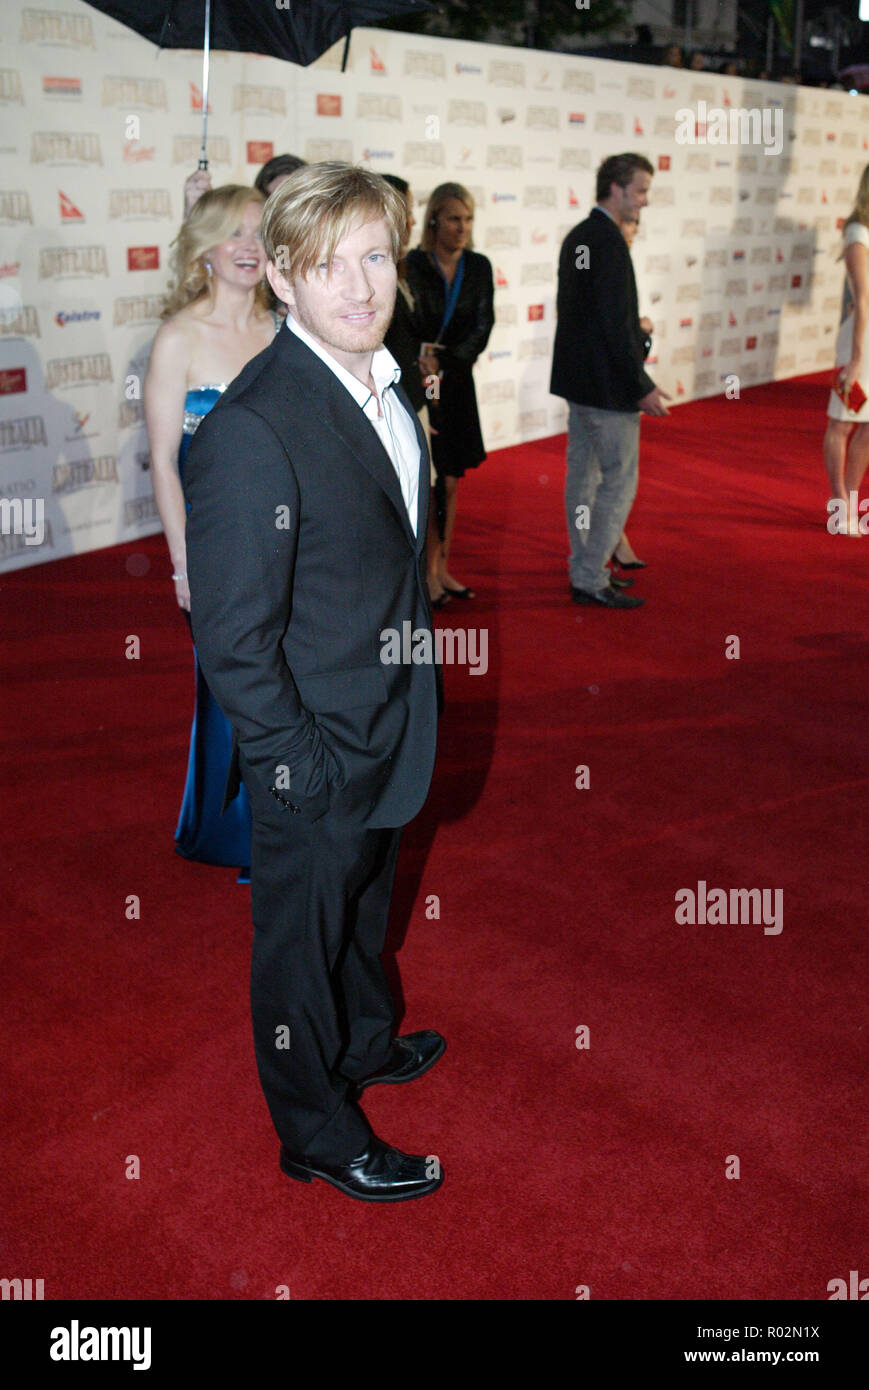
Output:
top-left (550, 153), bottom-right (671, 609)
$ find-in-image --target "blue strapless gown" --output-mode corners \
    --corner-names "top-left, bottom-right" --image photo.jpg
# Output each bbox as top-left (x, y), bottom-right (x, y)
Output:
top-left (175, 386), bottom-right (252, 873)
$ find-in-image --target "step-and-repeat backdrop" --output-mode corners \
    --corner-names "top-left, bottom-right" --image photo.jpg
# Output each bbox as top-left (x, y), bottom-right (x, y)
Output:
top-left (1, 0), bottom-right (866, 570)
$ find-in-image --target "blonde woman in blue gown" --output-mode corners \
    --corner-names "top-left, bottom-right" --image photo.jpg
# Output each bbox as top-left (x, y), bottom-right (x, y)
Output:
top-left (144, 185), bottom-right (282, 880)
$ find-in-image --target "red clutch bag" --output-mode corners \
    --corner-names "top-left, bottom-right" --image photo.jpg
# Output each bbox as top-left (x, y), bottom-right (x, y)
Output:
top-left (832, 369), bottom-right (868, 413)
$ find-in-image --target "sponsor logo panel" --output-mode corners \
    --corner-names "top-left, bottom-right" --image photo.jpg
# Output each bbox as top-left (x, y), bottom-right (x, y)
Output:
top-left (172, 135), bottom-right (230, 165)
top-left (357, 93), bottom-right (401, 121)
top-left (109, 189), bottom-right (172, 220)
top-left (0, 367), bottom-right (28, 394)
top-left (102, 77), bottom-right (167, 108)
top-left (53, 455), bottom-right (119, 494)
top-left (32, 132), bottom-right (102, 164)
top-left (0, 70), bottom-right (24, 104)
top-left (305, 138), bottom-right (353, 163)
top-left (45, 353), bottom-right (112, 388)
top-left (233, 85), bottom-right (286, 115)
top-left (42, 75), bottom-right (81, 98)
top-left (0, 305), bottom-right (37, 340)
top-left (247, 140), bottom-right (273, 164)
top-left (40, 245), bottom-right (108, 277)
top-left (20, 9), bottom-right (95, 47)
top-left (124, 494), bottom-right (160, 527)
top-left (0, 415), bottom-right (47, 451)
top-left (127, 246), bottom-right (159, 271)
top-left (404, 51), bottom-right (446, 81)
top-left (0, 193), bottom-right (33, 224)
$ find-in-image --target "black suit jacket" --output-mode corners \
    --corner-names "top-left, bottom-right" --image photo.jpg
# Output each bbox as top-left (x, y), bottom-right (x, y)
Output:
top-left (183, 322), bottom-right (439, 830)
top-left (384, 281), bottom-right (425, 413)
top-left (550, 206), bottom-right (655, 413)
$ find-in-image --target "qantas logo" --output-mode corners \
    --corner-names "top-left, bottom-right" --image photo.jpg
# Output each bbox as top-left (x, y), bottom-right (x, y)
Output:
top-left (59, 190), bottom-right (83, 221)
top-left (189, 83), bottom-right (211, 113)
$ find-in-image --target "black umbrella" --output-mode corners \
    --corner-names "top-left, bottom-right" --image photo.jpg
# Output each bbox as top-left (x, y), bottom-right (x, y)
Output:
top-left (83, 0), bottom-right (435, 167)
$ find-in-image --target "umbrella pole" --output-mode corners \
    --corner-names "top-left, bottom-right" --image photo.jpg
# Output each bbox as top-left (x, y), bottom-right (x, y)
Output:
top-left (199, 0), bottom-right (211, 169)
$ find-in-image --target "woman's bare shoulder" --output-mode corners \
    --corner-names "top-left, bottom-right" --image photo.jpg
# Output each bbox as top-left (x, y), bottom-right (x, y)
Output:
top-left (150, 310), bottom-right (197, 367)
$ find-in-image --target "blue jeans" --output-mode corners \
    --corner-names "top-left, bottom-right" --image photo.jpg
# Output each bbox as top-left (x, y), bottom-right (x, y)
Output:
top-left (565, 402), bottom-right (640, 594)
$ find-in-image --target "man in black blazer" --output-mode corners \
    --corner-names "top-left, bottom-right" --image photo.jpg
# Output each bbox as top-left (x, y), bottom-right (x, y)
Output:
top-left (183, 164), bottom-right (444, 1202)
top-left (550, 153), bottom-right (671, 608)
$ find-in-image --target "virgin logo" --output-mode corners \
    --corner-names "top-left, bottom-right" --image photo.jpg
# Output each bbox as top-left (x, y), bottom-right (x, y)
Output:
top-left (0, 368), bottom-right (27, 395)
top-left (247, 141), bottom-right (273, 164)
top-left (127, 246), bottom-right (159, 271)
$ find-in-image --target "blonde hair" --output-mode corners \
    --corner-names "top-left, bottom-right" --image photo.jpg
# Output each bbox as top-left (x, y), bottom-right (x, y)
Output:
top-left (419, 183), bottom-right (475, 254)
top-left (261, 161), bottom-right (406, 279)
top-left (845, 163), bottom-right (869, 232)
top-left (161, 185), bottom-right (268, 319)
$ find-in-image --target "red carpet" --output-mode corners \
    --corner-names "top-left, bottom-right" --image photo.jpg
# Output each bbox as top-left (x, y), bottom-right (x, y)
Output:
top-left (2, 371), bottom-right (866, 1300)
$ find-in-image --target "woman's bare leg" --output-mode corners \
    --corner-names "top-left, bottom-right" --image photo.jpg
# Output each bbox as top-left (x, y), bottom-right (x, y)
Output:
top-left (441, 476), bottom-right (473, 593)
top-left (612, 530), bottom-right (643, 566)
top-left (426, 495), bottom-right (446, 602)
top-left (824, 419), bottom-right (853, 500)
top-left (844, 422), bottom-right (869, 497)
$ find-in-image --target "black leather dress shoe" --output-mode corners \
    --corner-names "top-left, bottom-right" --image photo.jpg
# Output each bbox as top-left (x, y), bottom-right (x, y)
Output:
top-left (356, 1030), bottom-right (446, 1092)
top-left (280, 1135), bottom-right (444, 1202)
top-left (608, 573), bottom-right (634, 589)
top-left (571, 583), bottom-right (644, 609)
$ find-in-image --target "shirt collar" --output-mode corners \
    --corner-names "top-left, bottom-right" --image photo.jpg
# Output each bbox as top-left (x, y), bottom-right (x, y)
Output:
top-left (285, 313), bottom-right (401, 408)
top-left (594, 204), bottom-right (619, 225)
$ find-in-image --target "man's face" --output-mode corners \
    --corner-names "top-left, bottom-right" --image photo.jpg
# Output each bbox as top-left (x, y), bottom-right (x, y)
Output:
top-left (613, 170), bottom-right (652, 223)
top-left (268, 216), bottom-right (397, 372)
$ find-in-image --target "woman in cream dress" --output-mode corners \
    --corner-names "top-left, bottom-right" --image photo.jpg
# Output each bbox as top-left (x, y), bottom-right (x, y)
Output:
top-left (823, 165), bottom-right (869, 534)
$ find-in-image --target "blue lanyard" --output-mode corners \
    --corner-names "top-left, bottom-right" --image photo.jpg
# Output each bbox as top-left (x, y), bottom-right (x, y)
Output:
top-left (433, 251), bottom-right (465, 341)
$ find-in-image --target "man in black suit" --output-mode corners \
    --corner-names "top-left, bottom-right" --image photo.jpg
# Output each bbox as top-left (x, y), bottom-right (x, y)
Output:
top-left (183, 163), bottom-right (444, 1202)
top-left (550, 153), bottom-right (671, 609)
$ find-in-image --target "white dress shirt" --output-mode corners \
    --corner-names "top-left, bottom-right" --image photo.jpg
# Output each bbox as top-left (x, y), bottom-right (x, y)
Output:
top-left (286, 313), bottom-right (420, 537)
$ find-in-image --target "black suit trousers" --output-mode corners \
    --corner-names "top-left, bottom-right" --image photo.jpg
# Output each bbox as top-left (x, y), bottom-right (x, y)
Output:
top-left (248, 796), bottom-right (402, 1164)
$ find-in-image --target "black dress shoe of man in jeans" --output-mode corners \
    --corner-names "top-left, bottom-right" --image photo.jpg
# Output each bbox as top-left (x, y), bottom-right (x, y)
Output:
top-left (571, 582), bottom-right (644, 609)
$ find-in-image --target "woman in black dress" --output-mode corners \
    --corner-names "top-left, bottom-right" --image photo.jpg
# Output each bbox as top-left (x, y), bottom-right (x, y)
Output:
top-left (406, 183), bottom-right (494, 600)
top-left (381, 175), bottom-right (445, 605)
